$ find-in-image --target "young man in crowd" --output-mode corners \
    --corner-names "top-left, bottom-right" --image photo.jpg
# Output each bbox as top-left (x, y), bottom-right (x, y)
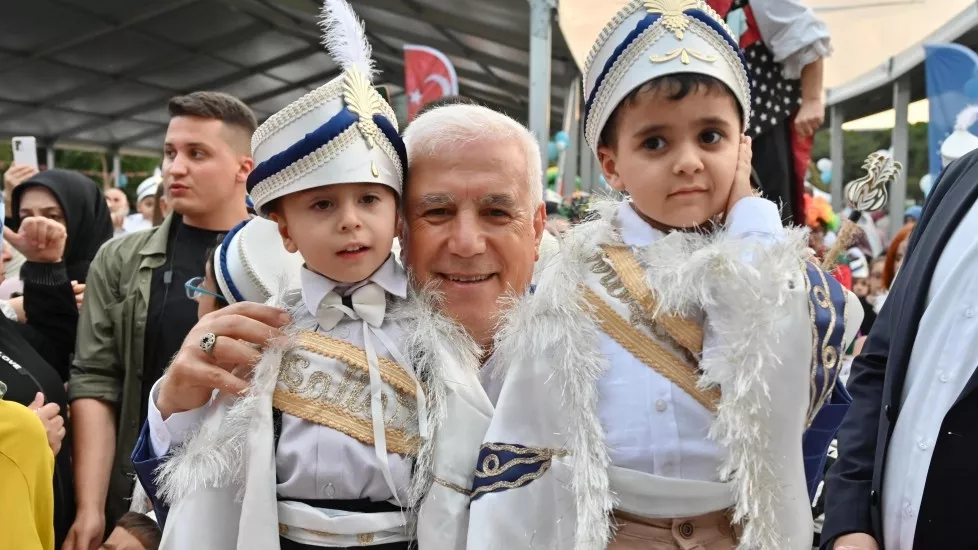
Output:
top-left (65, 91), bottom-right (255, 550)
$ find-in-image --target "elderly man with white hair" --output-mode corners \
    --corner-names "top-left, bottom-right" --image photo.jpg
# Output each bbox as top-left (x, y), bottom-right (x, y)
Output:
top-left (129, 101), bottom-right (548, 545)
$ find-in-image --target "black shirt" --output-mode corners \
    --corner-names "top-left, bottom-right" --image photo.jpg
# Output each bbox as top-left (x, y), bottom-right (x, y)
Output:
top-left (140, 216), bottom-right (224, 424)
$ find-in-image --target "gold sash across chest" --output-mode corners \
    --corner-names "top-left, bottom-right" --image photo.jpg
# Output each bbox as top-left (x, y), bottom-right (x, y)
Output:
top-left (583, 245), bottom-right (720, 412)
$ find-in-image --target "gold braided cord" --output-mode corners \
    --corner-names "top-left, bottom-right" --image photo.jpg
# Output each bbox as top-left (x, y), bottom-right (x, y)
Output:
top-left (601, 245), bottom-right (704, 355)
top-left (582, 288), bottom-right (719, 412)
top-left (295, 332), bottom-right (416, 399)
top-left (273, 389), bottom-right (420, 457)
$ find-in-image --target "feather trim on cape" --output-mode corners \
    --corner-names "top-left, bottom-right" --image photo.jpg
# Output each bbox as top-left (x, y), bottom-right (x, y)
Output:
top-left (494, 198), bottom-right (810, 550)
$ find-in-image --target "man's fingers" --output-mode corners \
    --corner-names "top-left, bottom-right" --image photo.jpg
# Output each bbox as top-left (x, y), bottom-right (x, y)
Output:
top-left (210, 336), bottom-right (263, 369)
top-left (2, 226), bottom-right (22, 249)
top-left (199, 313), bottom-right (288, 347)
top-left (37, 402), bottom-right (61, 419)
top-left (204, 301), bottom-right (291, 328)
top-left (199, 362), bottom-right (250, 395)
top-left (29, 392), bottom-right (44, 409)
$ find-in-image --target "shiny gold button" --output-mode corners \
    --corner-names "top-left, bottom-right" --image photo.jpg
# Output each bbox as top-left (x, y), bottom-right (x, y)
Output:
top-left (678, 521), bottom-right (694, 539)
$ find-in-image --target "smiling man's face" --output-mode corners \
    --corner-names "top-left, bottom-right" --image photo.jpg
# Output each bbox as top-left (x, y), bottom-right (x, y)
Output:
top-left (403, 138), bottom-right (545, 349)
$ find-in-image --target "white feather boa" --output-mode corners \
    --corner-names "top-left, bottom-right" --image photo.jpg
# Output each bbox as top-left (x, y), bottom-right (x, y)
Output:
top-left (155, 287), bottom-right (480, 520)
top-left (493, 199), bottom-right (810, 550)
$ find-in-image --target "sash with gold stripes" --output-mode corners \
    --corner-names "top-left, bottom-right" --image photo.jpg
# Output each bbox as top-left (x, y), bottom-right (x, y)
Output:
top-left (583, 245), bottom-right (720, 412)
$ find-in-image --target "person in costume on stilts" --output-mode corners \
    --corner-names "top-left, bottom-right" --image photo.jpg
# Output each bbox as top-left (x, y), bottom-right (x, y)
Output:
top-left (464, 1), bottom-right (861, 549)
top-left (132, 1), bottom-right (480, 548)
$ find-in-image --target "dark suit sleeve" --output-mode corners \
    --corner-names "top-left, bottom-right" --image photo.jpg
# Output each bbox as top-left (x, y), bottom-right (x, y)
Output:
top-left (131, 421), bottom-right (171, 529)
top-left (820, 162), bottom-right (955, 547)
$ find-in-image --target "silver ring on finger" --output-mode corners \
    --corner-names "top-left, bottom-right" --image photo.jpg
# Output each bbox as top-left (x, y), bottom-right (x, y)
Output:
top-left (200, 332), bottom-right (218, 356)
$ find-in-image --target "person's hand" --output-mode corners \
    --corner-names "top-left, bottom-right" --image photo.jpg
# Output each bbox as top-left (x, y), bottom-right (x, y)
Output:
top-left (3, 217), bottom-right (67, 263)
top-left (724, 135), bottom-right (754, 220)
top-left (63, 508), bottom-right (105, 550)
top-left (157, 302), bottom-right (291, 419)
top-left (72, 281), bottom-right (85, 310)
top-left (833, 533), bottom-right (880, 550)
top-left (29, 392), bottom-right (65, 455)
top-left (8, 296), bottom-right (25, 322)
top-left (3, 163), bottom-right (38, 194)
top-left (795, 97), bottom-right (825, 138)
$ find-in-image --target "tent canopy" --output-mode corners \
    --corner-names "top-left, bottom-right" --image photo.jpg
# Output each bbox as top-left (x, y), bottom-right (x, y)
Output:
top-left (0, 0), bottom-right (577, 155)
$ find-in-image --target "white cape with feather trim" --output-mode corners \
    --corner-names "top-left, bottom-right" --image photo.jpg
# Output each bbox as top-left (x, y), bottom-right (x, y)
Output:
top-left (152, 290), bottom-right (481, 550)
top-left (466, 200), bottom-right (857, 550)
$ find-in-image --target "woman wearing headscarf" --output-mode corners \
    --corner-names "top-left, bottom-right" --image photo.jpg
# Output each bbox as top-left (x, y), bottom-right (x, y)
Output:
top-left (0, 215), bottom-right (78, 549)
top-left (11, 169), bottom-right (114, 284)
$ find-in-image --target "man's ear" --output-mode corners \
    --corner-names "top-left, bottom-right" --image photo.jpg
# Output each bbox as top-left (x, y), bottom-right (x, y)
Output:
top-left (269, 211), bottom-right (298, 254)
top-left (532, 202), bottom-right (546, 261)
top-left (236, 156), bottom-right (255, 186)
top-left (597, 145), bottom-right (626, 192)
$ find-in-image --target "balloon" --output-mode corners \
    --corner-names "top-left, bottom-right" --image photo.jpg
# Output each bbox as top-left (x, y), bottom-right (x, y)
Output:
top-left (546, 166), bottom-right (559, 185)
top-left (920, 173), bottom-right (934, 197)
top-left (815, 158), bottom-right (832, 172)
top-left (547, 141), bottom-right (558, 163)
top-left (599, 174), bottom-right (608, 187)
top-left (556, 140), bottom-right (567, 152)
top-left (820, 169), bottom-right (831, 184)
top-left (555, 131), bottom-right (570, 147)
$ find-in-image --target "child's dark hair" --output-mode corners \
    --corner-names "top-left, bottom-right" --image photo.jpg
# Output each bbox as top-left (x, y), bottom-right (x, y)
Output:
top-left (599, 73), bottom-right (745, 149)
top-left (114, 512), bottom-right (162, 550)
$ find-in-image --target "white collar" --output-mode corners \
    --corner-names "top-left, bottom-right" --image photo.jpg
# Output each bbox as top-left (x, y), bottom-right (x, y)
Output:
top-left (300, 255), bottom-right (408, 319)
top-left (617, 201), bottom-right (665, 248)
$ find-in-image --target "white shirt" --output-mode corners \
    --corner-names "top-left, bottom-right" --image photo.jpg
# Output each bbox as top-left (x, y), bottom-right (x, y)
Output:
top-left (882, 201), bottom-right (978, 548)
top-left (597, 199), bottom-right (783, 481)
top-left (148, 256), bottom-right (415, 502)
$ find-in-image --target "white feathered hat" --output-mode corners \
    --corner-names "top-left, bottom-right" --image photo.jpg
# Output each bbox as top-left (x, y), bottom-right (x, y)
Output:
top-left (582, 0), bottom-right (751, 155)
top-left (214, 217), bottom-right (305, 304)
top-left (246, 0), bottom-right (406, 215)
top-left (940, 105), bottom-right (978, 168)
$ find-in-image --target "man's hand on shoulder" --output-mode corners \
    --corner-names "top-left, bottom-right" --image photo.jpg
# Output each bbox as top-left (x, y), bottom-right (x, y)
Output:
top-left (157, 302), bottom-right (290, 419)
top-left (833, 533), bottom-right (880, 550)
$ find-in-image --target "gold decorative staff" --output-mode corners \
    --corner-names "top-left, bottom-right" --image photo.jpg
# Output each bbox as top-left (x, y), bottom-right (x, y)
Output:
top-left (820, 151), bottom-right (902, 271)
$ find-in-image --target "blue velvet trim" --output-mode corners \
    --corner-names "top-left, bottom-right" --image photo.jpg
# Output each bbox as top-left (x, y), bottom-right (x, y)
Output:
top-left (803, 378), bottom-right (852, 501)
top-left (584, 14), bottom-right (659, 122)
top-left (246, 108), bottom-right (359, 194)
top-left (219, 219), bottom-right (250, 303)
top-left (470, 443), bottom-right (559, 501)
top-left (801, 261), bottom-right (850, 502)
top-left (372, 113), bottom-right (407, 184)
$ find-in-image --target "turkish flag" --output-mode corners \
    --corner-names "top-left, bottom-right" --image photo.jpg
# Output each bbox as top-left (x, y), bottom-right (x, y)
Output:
top-left (404, 45), bottom-right (459, 121)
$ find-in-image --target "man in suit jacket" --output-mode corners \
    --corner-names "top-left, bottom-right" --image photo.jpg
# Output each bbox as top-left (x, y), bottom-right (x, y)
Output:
top-left (822, 148), bottom-right (978, 549)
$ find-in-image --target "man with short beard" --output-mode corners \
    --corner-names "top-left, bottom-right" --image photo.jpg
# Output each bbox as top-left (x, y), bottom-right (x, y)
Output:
top-left (65, 92), bottom-right (255, 550)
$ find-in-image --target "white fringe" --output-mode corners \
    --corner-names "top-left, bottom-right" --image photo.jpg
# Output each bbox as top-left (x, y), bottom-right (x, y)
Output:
top-left (492, 214), bottom-right (619, 550)
top-left (390, 282), bottom-right (483, 510)
top-left (318, 0), bottom-right (376, 81)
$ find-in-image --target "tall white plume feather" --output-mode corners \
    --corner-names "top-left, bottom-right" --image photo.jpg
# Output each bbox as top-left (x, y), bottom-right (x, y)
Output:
top-left (319, 0), bottom-right (376, 81)
top-left (955, 104), bottom-right (978, 131)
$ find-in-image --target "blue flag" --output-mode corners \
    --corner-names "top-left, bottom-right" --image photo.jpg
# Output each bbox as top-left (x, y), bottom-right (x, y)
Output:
top-left (925, 43), bottom-right (978, 179)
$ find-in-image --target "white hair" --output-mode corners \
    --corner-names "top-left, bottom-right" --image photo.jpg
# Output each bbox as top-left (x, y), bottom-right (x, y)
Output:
top-left (403, 104), bottom-right (543, 207)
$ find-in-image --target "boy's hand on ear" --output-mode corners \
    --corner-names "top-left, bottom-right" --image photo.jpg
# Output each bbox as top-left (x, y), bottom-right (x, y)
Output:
top-left (725, 135), bottom-right (754, 219)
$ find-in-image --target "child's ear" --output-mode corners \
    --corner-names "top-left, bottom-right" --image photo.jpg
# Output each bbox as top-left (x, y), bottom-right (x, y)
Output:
top-left (597, 145), bottom-right (626, 191)
top-left (269, 211), bottom-right (299, 254)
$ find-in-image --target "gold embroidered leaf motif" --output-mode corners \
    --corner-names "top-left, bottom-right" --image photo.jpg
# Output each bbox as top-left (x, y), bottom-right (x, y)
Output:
top-left (342, 66), bottom-right (386, 151)
top-left (644, 0), bottom-right (699, 39)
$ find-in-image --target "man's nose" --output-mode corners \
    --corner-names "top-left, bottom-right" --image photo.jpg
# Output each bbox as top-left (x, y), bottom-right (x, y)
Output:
top-left (447, 211), bottom-right (487, 257)
top-left (166, 154), bottom-right (189, 176)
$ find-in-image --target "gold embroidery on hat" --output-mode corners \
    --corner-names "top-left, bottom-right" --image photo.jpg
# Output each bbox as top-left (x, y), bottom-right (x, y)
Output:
top-left (343, 66), bottom-right (386, 149)
top-left (644, 0), bottom-right (698, 39)
top-left (650, 47), bottom-right (717, 65)
top-left (371, 160), bottom-right (379, 177)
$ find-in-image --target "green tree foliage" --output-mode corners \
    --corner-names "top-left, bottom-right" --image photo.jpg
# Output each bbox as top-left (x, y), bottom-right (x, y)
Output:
top-left (812, 122), bottom-right (929, 202)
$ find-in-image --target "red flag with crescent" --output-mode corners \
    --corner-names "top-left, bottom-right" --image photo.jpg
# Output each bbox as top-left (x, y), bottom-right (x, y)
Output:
top-left (404, 45), bottom-right (459, 121)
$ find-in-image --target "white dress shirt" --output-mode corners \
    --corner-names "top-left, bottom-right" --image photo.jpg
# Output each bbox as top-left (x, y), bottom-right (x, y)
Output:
top-left (148, 255), bottom-right (416, 503)
top-left (749, 0), bottom-right (832, 79)
top-left (597, 199), bottom-right (783, 482)
top-left (883, 201), bottom-right (978, 548)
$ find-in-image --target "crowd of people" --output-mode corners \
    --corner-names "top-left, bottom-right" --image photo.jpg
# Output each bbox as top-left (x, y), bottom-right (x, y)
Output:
top-left (2, 1), bottom-right (976, 550)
